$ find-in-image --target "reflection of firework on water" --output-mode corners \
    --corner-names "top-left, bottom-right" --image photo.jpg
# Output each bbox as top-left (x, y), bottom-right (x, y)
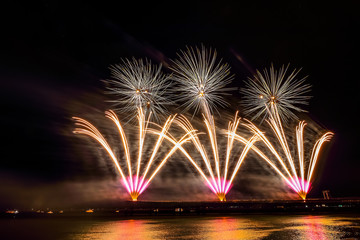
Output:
top-left (241, 64), bottom-right (311, 122)
top-left (106, 58), bottom-right (171, 121)
top-left (171, 46), bottom-right (255, 201)
top-left (241, 66), bottom-right (333, 199)
top-left (73, 109), bottom-right (190, 201)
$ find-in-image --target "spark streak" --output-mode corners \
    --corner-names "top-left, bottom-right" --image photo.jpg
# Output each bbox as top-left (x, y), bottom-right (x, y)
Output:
top-left (73, 108), bottom-right (188, 201)
top-left (106, 58), bottom-right (171, 121)
top-left (239, 117), bottom-right (333, 199)
top-left (174, 113), bottom-right (259, 201)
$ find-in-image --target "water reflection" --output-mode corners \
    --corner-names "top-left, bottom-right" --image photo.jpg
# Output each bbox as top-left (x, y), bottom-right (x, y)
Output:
top-left (72, 219), bottom-right (159, 240)
top-left (71, 217), bottom-right (273, 240)
top-left (201, 217), bottom-right (272, 239)
top-left (303, 216), bottom-right (329, 239)
top-left (283, 215), bottom-right (357, 240)
top-left (68, 215), bottom-right (360, 240)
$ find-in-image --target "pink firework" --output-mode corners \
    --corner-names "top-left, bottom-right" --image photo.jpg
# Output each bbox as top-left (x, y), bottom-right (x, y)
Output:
top-left (287, 177), bottom-right (311, 200)
top-left (207, 178), bottom-right (233, 201)
top-left (122, 176), bottom-right (149, 201)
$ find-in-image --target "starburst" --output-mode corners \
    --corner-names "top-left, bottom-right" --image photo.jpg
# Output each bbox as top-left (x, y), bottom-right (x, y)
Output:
top-left (170, 45), bottom-right (234, 116)
top-left (105, 58), bottom-right (171, 121)
top-left (241, 64), bottom-right (311, 122)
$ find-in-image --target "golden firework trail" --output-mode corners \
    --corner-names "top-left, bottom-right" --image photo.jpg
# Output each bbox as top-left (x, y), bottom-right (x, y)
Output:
top-left (73, 108), bottom-right (191, 201)
top-left (240, 107), bottom-right (333, 199)
top-left (173, 111), bottom-right (259, 201)
top-left (240, 65), bottom-right (333, 199)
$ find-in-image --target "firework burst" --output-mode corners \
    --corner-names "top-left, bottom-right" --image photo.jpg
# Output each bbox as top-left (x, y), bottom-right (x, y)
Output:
top-left (241, 64), bottom-right (312, 122)
top-left (171, 46), bottom-right (255, 201)
top-left (240, 65), bottom-right (333, 199)
top-left (171, 45), bottom-right (234, 116)
top-left (73, 59), bottom-right (185, 201)
top-left (106, 58), bottom-right (171, 121)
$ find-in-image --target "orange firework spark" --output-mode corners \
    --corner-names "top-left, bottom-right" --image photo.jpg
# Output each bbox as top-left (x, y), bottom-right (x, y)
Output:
top-left (174, 112), bottom-right (259, 201)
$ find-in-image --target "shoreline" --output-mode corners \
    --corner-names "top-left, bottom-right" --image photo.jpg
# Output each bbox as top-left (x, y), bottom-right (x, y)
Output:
top-left (2, 198), bottom-right (360, 219)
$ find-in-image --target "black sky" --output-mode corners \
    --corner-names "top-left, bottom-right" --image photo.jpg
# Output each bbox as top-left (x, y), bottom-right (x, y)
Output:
top-left (0, 1), bottom-right (359, 208)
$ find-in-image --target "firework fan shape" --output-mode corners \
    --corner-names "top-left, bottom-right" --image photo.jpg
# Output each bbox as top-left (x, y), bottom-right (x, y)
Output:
top-left (240, 65), bottom-right (333, 199)
top-left (73, 109), bottom-right (191, 201)
top-left (171, 46), bottom-right (257, 201)
top-left (106, 58), bottom-right (171, 121)
top-left (175, 113), bottom-right (259, 201)
top-left (241, 64), bottom-right (312, 122)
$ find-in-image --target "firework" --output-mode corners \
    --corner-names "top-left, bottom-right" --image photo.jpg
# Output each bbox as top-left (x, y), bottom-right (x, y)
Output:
top-left (73, 109), bottom-right (191, 201)
top-left (171, 46), bottom-right (255, 201)
top-left (171, 45), bottom-right (234, 116)
top-left (106, 58), bottom-right (171, 121)
top-left (241, 64), bottom-right (311, 122)
top-left (240, 65), bottom-right (333, 199)
top-left (175, 113), bottom-right (259, 201)
top-left (73, 58), bottom-right (183, 201)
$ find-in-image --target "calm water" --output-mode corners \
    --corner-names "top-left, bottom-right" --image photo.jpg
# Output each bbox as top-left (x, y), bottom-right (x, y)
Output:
top-left (1, 214), bottom-right (359, 240)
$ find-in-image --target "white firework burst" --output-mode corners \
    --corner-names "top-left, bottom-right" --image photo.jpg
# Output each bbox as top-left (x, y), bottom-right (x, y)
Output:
top-left (241, 64), bottom-right (312, 122)
top-left (105, 58), bottom-right (172, 120)
top-left (170, 45), bottom-right (234, 116)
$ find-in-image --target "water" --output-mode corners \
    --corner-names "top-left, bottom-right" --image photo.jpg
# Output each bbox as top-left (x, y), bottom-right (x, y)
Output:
top-left (1, 214), bottom-right (359, 240)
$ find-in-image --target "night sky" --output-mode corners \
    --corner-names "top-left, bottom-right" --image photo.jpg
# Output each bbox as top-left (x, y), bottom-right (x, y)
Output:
top-left (1, 1), bottom-right (359, 208)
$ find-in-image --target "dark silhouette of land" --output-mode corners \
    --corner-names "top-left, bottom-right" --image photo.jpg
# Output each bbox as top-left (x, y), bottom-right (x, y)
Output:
top-left (2, 198), bottom-right (359, 219)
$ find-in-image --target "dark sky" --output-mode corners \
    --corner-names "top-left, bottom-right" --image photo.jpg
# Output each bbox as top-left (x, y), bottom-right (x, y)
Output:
top-left (0, 1), bottom-right (359, 208)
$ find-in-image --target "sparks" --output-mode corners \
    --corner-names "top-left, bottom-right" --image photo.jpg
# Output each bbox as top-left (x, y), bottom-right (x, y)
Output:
top-left (241, 64), bottom-right (312, 122)
top-left (105, 58), bottom-right (172, 121)
top-left (240, 65), bottom-right (333, 199)
top-left (73, 108), bottom-right (190, 201)
top-left (171, 46), bottom-right (256, 201)
top-left (174, 113), bottom-right (258, 201)
top-left (73, 58), bottom-right (183, 201)
top-left (170, 45), bottom-right (234, 116)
